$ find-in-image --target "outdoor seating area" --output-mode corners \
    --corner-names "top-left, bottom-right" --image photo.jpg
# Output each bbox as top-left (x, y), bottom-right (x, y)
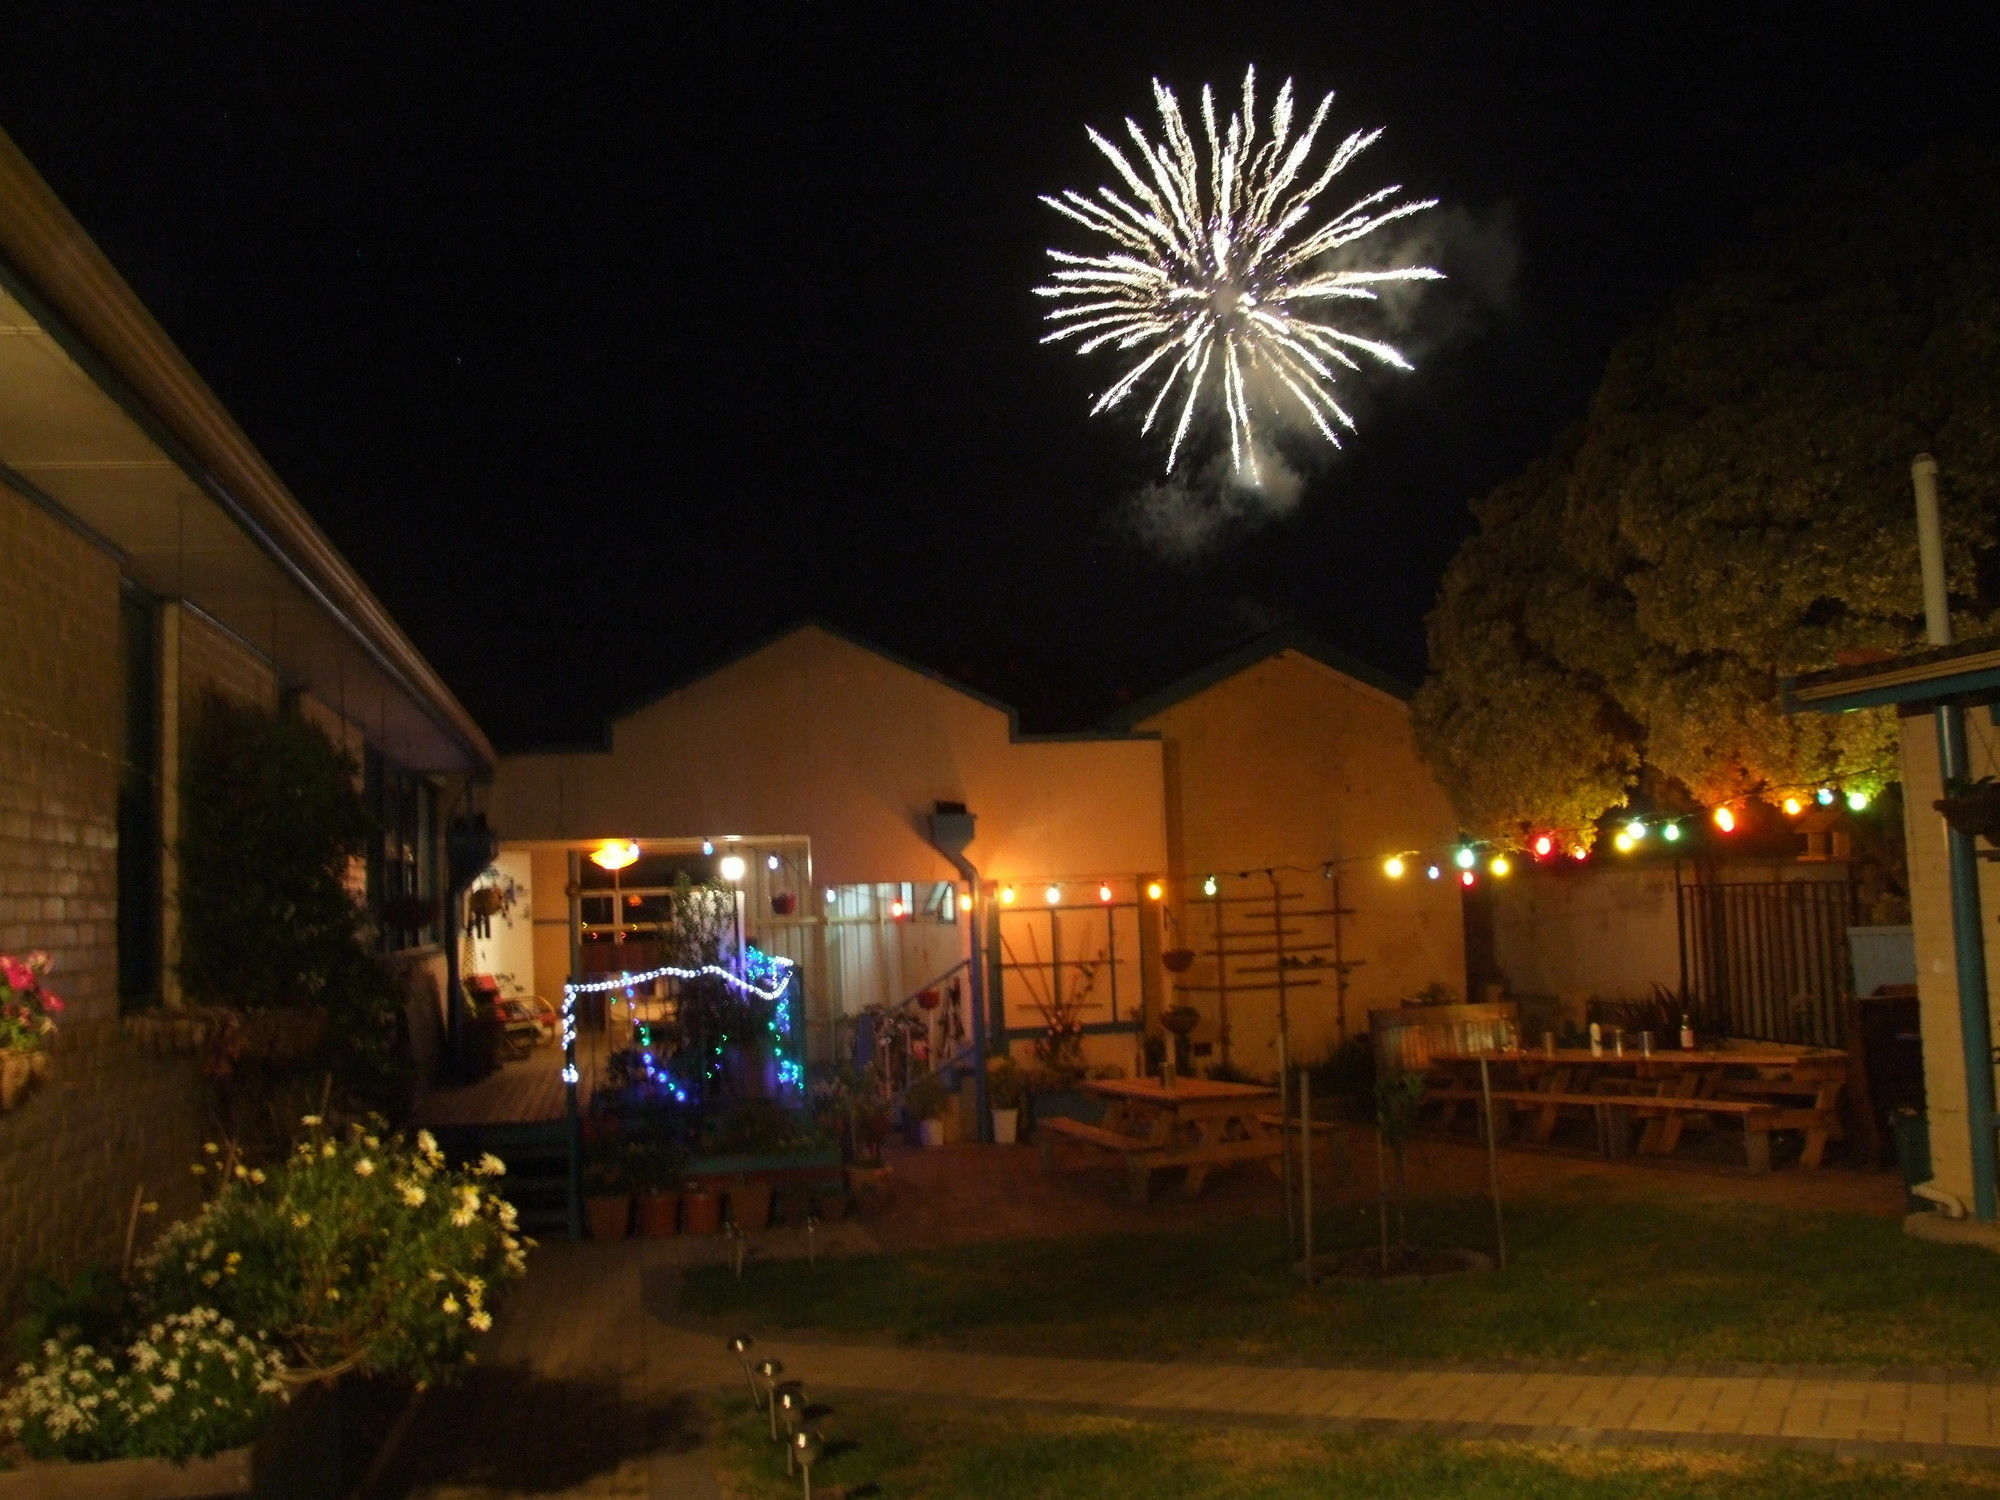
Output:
top-left (1425, 1044), bottom-right (1849, 1171)
top-left (1036, 1076), bottom-right (1283, 1203)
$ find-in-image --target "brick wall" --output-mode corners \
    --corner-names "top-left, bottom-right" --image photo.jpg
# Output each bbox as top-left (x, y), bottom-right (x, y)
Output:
top-left (0, 485), bottom-right (122, 1022)
top-left (0, 485), bottom-right (207, 1311)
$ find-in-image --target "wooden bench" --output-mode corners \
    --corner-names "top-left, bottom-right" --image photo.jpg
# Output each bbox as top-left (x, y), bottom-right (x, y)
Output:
top-left (1430, 1085), bottom-right (1797, 1170)
top-left (1039, 1115), bottom-right (1281, 1203)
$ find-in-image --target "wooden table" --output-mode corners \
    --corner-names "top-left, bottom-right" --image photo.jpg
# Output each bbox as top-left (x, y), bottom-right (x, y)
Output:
top-left (1038, 1078), bottom-right (1282, 1203)
top-left (1425, 1047), bottom-right (1848, 1170)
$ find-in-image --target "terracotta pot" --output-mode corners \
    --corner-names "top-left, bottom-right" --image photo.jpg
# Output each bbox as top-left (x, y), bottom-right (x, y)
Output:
top-left (727, 1179), bottom-right (774, 1231)
top-left (636, 1192), bottom-right (681, 1238)
top-left (1162, 948), bottom-right (1196, 974)
top-left (585, 1194), bottom-right (632, 1240)
top-left (681, 1187), bottom-right (722, 1235)
top-left (0, 1049), bottom-right (29, 1110)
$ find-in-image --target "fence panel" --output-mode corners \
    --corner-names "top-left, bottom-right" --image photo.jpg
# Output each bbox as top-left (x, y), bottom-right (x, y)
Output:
top-left (1677, 877), bottom-right (1857, 1047)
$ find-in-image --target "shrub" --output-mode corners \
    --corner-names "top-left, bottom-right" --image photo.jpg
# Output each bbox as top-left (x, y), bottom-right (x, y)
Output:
top-left (2, 1308), bottom-right (286, 1462)
top-left (142, 1120), bottom-right (529, 1387)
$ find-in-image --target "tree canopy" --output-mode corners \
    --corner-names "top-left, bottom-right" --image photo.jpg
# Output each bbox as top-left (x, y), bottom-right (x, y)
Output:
top-left (1412, 151), bottom-right (2000, 846)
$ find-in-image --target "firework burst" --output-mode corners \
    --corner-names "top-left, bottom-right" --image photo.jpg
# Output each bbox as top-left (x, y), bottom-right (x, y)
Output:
top-left (1036, 67), bottom-right (1441, 481)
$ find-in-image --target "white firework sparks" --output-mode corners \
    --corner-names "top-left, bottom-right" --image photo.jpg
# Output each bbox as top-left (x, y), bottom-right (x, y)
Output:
top-left (1036, 67), bottom-right (1442, 480)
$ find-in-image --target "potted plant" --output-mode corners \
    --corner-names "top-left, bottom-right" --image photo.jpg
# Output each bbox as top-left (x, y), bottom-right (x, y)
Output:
top-left (769, 891), bottom-right (798, 916)
top-left (681, 1177), bottom-right (723, 1234)
top-left (630, 1141), bottom-right (687, 1238)
top-left (1937, 777), bottom-right (2000, 844)
top-left (904, 1070), bottom-right (950, 1147)
top-left (0, 950), bottom-right (60, 1112)
top-left (0, 1119), bottom-right (526, 1497)
top-left (581, 1136), bottom-right (633, 1240)
top-left (987, 1055), bottom-right (1024, 1144)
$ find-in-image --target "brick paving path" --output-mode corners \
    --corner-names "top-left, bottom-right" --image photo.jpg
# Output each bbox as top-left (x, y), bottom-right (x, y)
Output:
top-left (662, 1322), bottom-right (2000, 1465)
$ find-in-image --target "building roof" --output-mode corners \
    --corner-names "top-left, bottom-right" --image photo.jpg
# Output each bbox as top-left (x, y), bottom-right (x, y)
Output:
top-left (1785, 635), bottom-right (2000, 714)
top-left (1099, 624), bottom-right (1413, 730)
top-left (0, 129), bottom-right (493, 774)
top-left (556, 619), bottom-right (1157, 753)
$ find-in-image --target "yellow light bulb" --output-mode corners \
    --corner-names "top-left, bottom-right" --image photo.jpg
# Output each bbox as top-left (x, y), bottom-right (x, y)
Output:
top-left (1782, 797), bottom-right (1803, 817)
top-left (1383, 855), bottom-right (1407, 879)
top-left (999, 886), bottom-right (1017, 905)
top-left (1613, 832), bottom-right (1635, 853)
top-left (1044, 885), bottom-right (1062, 905)
top-left (1490, 854), bottom-right (1511, 877)
top-left (1145, 881), bottom-right (1164, 901)
top-left (590, 839), bottom-right (640, 872)
top-left (1098, 883), bottom-right (1114, 903)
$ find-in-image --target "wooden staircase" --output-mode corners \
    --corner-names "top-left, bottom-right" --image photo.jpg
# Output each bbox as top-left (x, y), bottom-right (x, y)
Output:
top-left (429, 1118), bottom-right (580, 1239)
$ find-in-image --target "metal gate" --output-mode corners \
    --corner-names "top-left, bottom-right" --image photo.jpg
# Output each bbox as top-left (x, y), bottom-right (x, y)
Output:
top-left (1676, 876), bottom-right (1858, 1047)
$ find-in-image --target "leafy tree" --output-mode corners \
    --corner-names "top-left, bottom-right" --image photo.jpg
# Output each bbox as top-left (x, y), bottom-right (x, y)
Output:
top-left (179, 693), bottom-right (408, 1109)
top-left (1414, 151), bottom-right (2000, 844)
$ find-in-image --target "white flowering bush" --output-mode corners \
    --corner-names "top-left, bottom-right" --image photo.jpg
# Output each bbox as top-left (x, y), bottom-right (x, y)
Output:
top-left (142, 1119), bottom-right (529, 1388)
top-left (2, 1308), bottom-right (287, 1462)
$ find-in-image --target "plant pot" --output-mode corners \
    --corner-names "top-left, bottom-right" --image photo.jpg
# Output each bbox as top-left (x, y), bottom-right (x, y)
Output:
top-left (769, 891), bottom-right (797, 916)
top-left (1935, 789), bottom-right (2000, 845)
top-left (0, 1048), bottom-right (34, 1111)
top-left (726, 1179), bottom-right (774, 1231)
top-left (681, 1187), bottom-right (723, 1235)
top-left (636, 1191), bottom-right (681, 1238)
top-left (585, 1193), bottom-right (633, 1240)
top-left (917, 1118), bottom-right (945, 1148)
top-left (991, 1107), bottom-right (1019, 1144)
top-left (1162, 1004), bottom-right (1201, 1036)
top-left (1162, 947), bottom-right (1196, 974)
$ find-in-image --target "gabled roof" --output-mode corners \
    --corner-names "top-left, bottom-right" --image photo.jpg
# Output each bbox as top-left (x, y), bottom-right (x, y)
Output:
top-left (514, 619), bottom-right (1156, 754)
top-left (1100, 624), bottom-right (1413, 730)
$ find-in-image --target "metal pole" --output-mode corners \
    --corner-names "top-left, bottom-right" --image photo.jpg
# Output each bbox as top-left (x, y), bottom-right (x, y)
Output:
top-left (1271, 871), bottom-right (1295, 1259)
top-left (1299, 1065), bottom-right (1313, 1282)
top-left (1478, 1055), bottom-right (1507, 1268)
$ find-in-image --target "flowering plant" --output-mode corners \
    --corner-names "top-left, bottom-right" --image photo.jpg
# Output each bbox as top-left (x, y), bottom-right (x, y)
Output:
top-left (2, 1308), bottom-right (287, 1462)
top-left (0, 950), bottom-right (63, 1051)
top-left (142, 1118), bottom-right (529, 1387)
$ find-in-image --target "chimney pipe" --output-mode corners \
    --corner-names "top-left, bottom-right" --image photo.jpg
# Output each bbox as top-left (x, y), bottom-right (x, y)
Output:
top-left (1914, 453), bottom-right (1950, 646)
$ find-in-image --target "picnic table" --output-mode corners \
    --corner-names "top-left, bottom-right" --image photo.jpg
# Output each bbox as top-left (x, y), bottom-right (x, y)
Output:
top-left (1425, 1045), bottom-right (1848, 1171)
top-left (1038, 1077), bottom-right (1282, 1204)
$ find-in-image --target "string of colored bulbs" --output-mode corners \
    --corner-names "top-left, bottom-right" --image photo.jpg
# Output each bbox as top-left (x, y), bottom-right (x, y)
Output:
top-left (1380, 784), bottom-right (1874, 887)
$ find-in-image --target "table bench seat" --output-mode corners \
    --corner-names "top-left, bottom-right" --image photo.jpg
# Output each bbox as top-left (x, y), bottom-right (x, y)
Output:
top-left (1427, 1084), bottom-right (1814, 1171)
top-left (1039, 1113), bottom-right (1280, 1202)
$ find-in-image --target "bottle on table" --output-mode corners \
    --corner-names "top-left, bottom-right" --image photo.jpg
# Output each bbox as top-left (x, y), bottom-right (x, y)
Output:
top-left (1679, 1013), bottom-right (1695, 1051)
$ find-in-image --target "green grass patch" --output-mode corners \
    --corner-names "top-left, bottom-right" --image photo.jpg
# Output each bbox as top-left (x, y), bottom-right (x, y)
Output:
top-left (715, 1395), bottom-right (2000, 1499)
top-left (687, 1196), bottom-right (2000, 1368)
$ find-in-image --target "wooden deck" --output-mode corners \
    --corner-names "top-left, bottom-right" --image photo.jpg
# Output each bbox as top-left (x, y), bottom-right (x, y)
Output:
top-left (413, 1049), bottom-right (568, 1125)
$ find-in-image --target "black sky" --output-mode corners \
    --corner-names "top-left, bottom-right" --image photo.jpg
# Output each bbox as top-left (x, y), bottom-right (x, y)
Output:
top-left (2, 4), bottom-right (1993, 747)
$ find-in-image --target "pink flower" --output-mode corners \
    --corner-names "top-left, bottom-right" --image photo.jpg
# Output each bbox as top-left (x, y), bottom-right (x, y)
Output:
top-left (1, 958), bottom-right (31, 991)
top-left (41, 991), bottom-right (63, 1013)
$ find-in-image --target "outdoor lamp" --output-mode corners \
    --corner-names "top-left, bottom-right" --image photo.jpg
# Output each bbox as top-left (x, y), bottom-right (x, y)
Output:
top-left (1453, 846), bottom-right (1476, 870)
top-left (719, 853), bottom-right (748, 883)
top-left (754, 1358), bottom-right (784, 1423)
top-left (791, 1428), bottom-right (823, 1500)
top-left (767, 853), bottom-right (782, 871)
top-left (590, 840), bottom-right (639, 872)
top-left (729, 1335), bottom-right (758, 1406)
top-left (1382, 855), bottom-right (1406, 879)
top-left (774, 1382), bottom-right (805, 1449)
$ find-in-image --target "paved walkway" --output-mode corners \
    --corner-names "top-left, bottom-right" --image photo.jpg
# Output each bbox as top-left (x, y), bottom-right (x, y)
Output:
top-left (658, 1320), bottom-right (2000, 1466)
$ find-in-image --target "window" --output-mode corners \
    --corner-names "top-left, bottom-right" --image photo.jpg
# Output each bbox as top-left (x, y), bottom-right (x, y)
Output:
top-left (366, 748), bottom-right (440, 950)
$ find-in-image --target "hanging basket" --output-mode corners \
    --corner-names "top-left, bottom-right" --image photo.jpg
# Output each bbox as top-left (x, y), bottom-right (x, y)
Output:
top-left (0, 1047), bottom-right (42, 1111)
top-left (1161, 948), bottom-right (1196, 974)
top-left (916, 987), bottom-right (942, 1011)
top-left (1936, 779), bottom-right (2000, 846)
top-left (1161, 1005), bottom-right (1201, 1037)
top-left (770, 891), bottom-right (798, 916)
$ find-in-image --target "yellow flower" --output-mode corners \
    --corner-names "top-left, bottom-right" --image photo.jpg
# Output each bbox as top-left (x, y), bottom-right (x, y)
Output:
top-left (354, 1158), bottom-right (376, 1177)
top-left (301, 1114), bottom-right (322, 1127)
top-left (399, 1182), bottom-right (426, 1207)
top-left (441, 1296), bottom-right (460, 1315)
top-left (325, 1287), bottom-right (341, 1302)
top-left (467, 1310), bottom-right (493, 1332)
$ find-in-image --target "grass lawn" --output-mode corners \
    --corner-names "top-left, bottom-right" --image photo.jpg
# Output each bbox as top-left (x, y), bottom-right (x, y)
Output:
top-left (685, 1195), bottom-right (2000, 1368)
top-left (715, 1396), bottom-right (2000, 1499)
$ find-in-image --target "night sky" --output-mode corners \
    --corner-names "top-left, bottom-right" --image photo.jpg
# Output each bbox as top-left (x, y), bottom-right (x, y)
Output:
top-left (2, 5), bottom-right (1991, 748)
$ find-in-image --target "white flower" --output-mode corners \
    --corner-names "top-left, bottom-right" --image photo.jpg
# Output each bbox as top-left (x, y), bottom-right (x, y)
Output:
top-left (451, 1207), bottom-right (476, 1227)
top-left (476, 1153), bottom-right (506, 1178)
top-left (467, 1310), bottom-right (493, 1332)
top-left (441, 1296), bottom-right (461, 1315)
top-left (354, 1157), bottom-right (376, 1177)
top-left (398, 1181), bottom-right (426, 1207)
top-left (321, 1142), bottom-right (337, 1159)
